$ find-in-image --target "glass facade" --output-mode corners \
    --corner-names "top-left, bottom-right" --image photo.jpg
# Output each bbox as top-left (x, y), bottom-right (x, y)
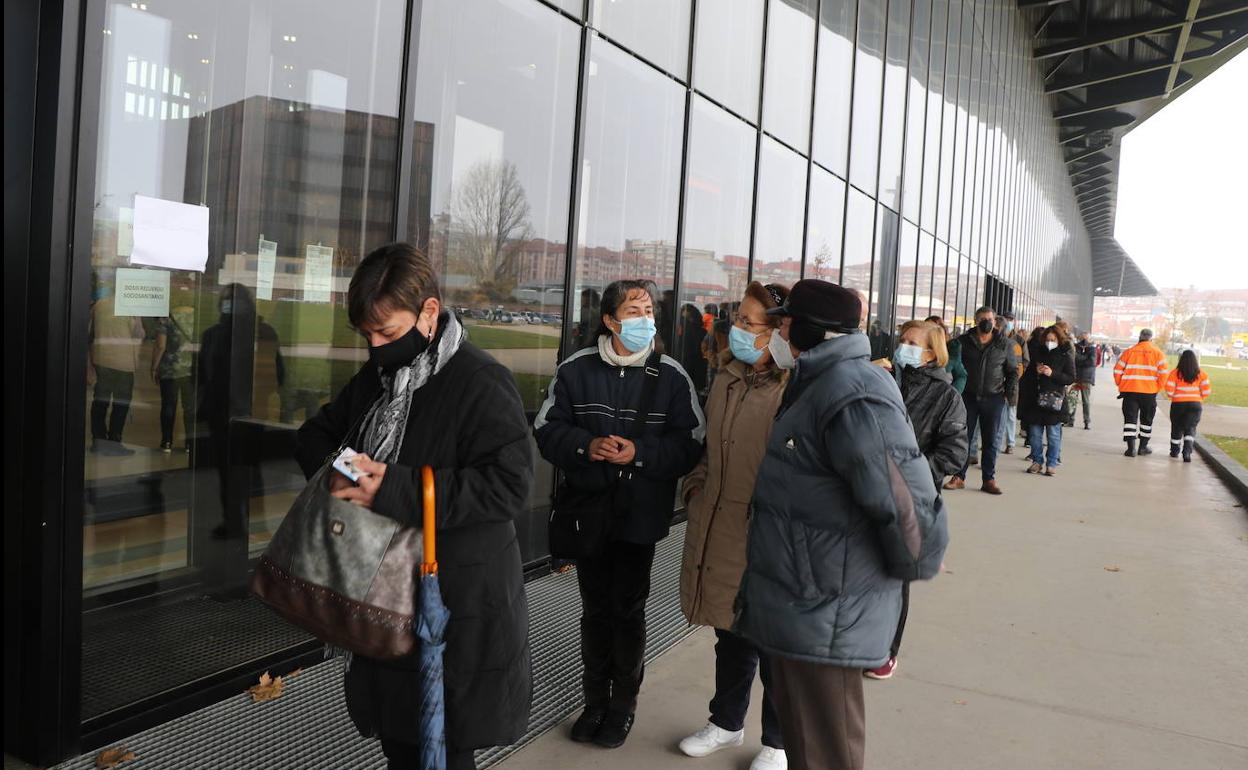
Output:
top-left (63, 0), bottom-right (1095, 745)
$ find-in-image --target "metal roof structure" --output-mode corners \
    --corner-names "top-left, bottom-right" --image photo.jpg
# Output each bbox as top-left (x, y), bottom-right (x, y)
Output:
top-left (1023, 0), bottom-right (1248, 295)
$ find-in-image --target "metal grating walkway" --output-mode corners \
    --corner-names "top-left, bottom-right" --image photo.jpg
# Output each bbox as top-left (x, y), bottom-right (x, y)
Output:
top-left (55, 522), bottom-right (696, 769)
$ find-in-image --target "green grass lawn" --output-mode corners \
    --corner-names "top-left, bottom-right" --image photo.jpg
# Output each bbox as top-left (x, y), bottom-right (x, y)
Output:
top-left (1165, 356), bottom-right (1248, 408)
top-left (1207, 434), bottom-right (1248, 469)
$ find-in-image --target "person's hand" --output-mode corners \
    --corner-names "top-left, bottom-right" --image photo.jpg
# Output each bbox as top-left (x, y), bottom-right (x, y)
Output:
top-left (588, 437), bottom-right (618, 462)
top-left (328, 472), bottom-right (354, 494)
top-left (605, 435), bottom-right (636, 465)
top-left (331, 454), bottom-right (387, 508)
top-left (872, 357), bottom-right (893, 372)
top-left (151, 367), bottom-right (161, 384)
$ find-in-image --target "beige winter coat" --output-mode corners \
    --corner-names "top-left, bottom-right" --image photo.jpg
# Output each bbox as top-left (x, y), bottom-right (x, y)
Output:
top-left (680, 357), bottom-right (786, 630)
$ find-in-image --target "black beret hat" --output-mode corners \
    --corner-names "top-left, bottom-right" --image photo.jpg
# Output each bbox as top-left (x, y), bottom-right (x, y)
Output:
top-left (765, 279), bottom-right (862, 332)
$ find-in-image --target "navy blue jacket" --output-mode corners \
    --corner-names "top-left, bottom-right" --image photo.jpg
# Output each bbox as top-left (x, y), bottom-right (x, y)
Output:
top-left (534, 343), bottom-right (706, 544)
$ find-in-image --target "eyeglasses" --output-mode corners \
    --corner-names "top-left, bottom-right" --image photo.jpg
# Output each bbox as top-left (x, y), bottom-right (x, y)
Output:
top-left (733, 313), bottom-right (769, 330)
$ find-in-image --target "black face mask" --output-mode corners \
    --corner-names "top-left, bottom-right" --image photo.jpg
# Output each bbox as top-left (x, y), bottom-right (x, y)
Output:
top-left (977, 319), bottom-right (994, 334)
top-left (369, 326), bottom-right (428, 374)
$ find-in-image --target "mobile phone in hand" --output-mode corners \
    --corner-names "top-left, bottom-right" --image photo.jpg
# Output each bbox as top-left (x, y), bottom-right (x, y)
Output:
top-left (333, 448), bottom-right (369, 482)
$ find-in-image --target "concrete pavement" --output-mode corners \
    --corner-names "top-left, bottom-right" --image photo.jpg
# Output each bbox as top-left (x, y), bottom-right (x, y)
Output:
top-left (499, 382), bottom-right (1248, 770)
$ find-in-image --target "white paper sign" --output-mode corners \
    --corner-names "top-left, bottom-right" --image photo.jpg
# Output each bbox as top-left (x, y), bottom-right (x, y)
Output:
top-left (130, 194), bottom-right (209, 272)
top-left (303, 244), bottom-right (334, 303)
top-left (257, 237), bottom-right (278, 300)
top-left (117, 207), bottom-right (134, 257)
top-left (114, 267), bottom-right (171, 317)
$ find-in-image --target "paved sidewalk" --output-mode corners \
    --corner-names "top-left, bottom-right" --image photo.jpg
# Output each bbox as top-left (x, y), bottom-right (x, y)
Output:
top-left (500, 383), bottom-right (1248, 770)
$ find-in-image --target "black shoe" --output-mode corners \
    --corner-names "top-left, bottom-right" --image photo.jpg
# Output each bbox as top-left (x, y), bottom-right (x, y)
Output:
top-left (570, 707), bottom-right (606, 743)
top-left (1138, 446), bottom-right (1153, 456)
top-left (1124, 439), bottom-right (1136, 457)
top-left (593, 710), bottom-right (635, 749)
top-left (1183, 453), bottom-right (1192, 463)
top-left (210, 523), bottom-right (243, 540)
top-left (1171, 449), bottom-right (1180, 458)
top-left (1084, 424), bottom-right (1090, 430)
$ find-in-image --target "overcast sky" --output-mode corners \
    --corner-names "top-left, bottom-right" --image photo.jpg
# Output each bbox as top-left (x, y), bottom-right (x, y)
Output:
top-left (1114, 49), bottom-right (1248, 291)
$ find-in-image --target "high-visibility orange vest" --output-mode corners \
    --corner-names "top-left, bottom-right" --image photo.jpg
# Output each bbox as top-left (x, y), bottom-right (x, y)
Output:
top-left (1113, 341), bottom-right (1168, 394)
top-left (1164, 369), bottom-right (1211, 403)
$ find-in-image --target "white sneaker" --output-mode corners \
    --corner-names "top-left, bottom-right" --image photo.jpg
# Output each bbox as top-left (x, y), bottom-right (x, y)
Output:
top-left (750, 747), bottom-right (788, 770)
top-left (678, 723), bottom-right (744, 757)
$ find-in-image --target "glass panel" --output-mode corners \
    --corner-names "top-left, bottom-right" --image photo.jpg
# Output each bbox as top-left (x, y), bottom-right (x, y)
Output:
top-left (591, 0), bottom-right (691, 77)
top-left (762, 0), bottom-right (817, 151)
top-left (571, 37), bottom-right (684, 350)
top-left (812, 0), bottom-right (857, 175)
top-left (868, 204), bottom-right (899, 358)
top-left (408, 0), bottom-right (580, 557)
top-left (82, 0), bottom-right (404, 718)
top-left (805, 166), bottom-right (846, 281)
top-left (901, 0), bottom-right (930, 220)
top-left (915, 228), bottom-right (935, 319)
top-left (936, 0), bottom-right (961, 241)
top-left (920, 0), bottom-right (946, 233)
top-left (676, 96), bottom-right (757, 395)
top-left (841, 187), bottom-right (874, 294)
top-left (876, 0), bottom-right (910, 209)
top-left (552, 0), bottom-right (584, 17)
top-left (848, 0), bottom-right (885, 193)
top-left (949, 3), bottom-right (974, 249)
top-left (753, 137), bottom-right (807, 287)
top-left (693, 0), bottom-right (764, 121)
top-left (931, 239), bottom-right (951, 321)
top-left (894, 218), bottom-right (919, 325)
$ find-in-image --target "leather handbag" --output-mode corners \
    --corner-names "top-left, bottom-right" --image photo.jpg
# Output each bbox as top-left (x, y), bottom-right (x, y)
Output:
top-left (548, 352), bottom-right (662, 560)
top-left (250, 459), bottom-right (436, 661)
top-left (1037, 388), bottom-right (1065, 413)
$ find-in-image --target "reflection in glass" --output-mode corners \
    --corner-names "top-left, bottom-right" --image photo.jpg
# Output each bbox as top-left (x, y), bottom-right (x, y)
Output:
top-left (409, 0), bottom-right (580, 535)
top-left (592, 0), bottom-right (692, 78)
top-left (82, 0), bottom-right (404, 719)
top-left (894, 218), bottom-right (919, 325)
top-left (949, 4), bottom-right (975, 249)
top-left (812, 0), bottom-right (856, 175)
top-left (693, 0), bottom-right (764, 120)
top-left (920, 0), bottom-right (947, 233)
top-left (936, 0), bottom-right (963, 241)
top-left (915, 229), bottom-right (935, 319)
top-left (762, 0), bottom-right (817, 151)
top-left (678, 96), bottom-right (757, 393)
top-left (848, 0), bottom-right (885, 193)
top-left (931, 240), bottom-right (951, 320)
top-left (842, 187), bottom-right (874, 294)
top-left (868, 204), bottom-right (900, 358)
top-left (806, 166), bottom-right (846, 282)
top-left (753, 137), bottom-right (807, 288)
top-left (573, 37), bottom-right (684, 348)
top-left (901, 0), bottom-right (930, 220)
top-left (876, 0), bottom-right (911, 209)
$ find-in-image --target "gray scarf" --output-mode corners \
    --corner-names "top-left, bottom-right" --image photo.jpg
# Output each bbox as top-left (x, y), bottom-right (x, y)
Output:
top-left (357, 311), bottom-right (466, 464)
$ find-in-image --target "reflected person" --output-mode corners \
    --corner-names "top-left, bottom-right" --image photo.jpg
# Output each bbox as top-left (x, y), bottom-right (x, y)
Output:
top-left (88, 283), bottom-right (144, 456)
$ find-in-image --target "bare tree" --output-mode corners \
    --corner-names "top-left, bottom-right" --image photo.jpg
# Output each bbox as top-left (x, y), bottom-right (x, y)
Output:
top-left (452, 160), bottom-right (532, 297)
top-left (811, 243), bottom-right (836, 280)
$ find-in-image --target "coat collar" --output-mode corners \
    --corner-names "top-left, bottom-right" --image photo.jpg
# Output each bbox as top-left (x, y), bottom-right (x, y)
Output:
top-left (794, 333), bottom-right (871, 382)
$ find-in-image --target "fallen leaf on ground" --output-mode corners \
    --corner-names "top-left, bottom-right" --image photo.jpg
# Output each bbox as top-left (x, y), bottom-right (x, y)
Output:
top-left (953, 699), bottom-right (968, 706)
top-left (96, 747), bottom-right (136, 768)
top-left (1103, 565), bottom-right (1121, 572)
top-left (249, 671), bottom-right (285, 702)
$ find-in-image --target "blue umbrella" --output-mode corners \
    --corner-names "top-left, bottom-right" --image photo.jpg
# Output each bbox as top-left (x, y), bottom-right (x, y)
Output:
top-left (416, 466), bottom-right (450, 770)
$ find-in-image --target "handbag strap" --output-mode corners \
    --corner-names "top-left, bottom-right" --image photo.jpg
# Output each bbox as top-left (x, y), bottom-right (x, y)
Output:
top-left (621, 351), bottom-right (664, 441)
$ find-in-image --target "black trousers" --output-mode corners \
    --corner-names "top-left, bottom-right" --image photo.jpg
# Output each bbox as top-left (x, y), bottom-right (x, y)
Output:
top-left (888, 581), bottom-right (911, 659)
top-left (158, 376), bottom-right (194, 444)
top-left (709, 629), bottom-right (784, 749)
top-left (1121, 392), bottom-right (1158, 445)
top-left (91, 366), bottom-right (134, 440)
top-left (576, 540), bottom-right (656, 714)
top-left (1170, 402), bottom-right (1203, 455)
top-left (380, 738), bottom-right (475, 770)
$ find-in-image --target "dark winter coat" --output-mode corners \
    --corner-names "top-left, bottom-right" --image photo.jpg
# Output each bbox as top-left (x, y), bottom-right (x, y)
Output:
top-left (1074, 341), bottom-right (1097, 385)
top-left (1018, 340), bottom-right (1077, 427)
top-left (898, 364), bottom-right (969, 486)
top-left (533, 342), bottom-right (706, 544)
top-left (295, 336), bottom-right (533, 751)
top-left (957, 329), bottom-right (1018, 402)
top-left (734, 333), bottom-right (948, 669)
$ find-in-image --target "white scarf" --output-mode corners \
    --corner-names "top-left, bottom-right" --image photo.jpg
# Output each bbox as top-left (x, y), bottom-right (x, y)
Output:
top-left (598, 334), bottom-right (652, 367)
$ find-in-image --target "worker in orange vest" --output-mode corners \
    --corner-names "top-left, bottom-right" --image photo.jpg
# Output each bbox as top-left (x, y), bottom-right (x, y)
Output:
top-left (1163, 349), bottom-right (1212, 463)
top-left (1112, 329), bottom-right (1169, 457)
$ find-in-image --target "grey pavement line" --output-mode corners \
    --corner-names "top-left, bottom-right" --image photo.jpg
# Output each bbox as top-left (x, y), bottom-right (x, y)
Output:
top-left (901, 673), bottom-right (1248, 751)
top-left (1193, 434), bottom-right (1248, 509)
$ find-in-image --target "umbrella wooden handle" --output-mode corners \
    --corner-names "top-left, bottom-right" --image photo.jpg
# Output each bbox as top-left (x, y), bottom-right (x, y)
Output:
top-left (421, 466), bottom-right (437, 576)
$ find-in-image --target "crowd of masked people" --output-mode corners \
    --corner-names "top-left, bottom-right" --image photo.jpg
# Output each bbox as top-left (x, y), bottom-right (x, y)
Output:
top-left (294, 243), bottom-right (1213, 770)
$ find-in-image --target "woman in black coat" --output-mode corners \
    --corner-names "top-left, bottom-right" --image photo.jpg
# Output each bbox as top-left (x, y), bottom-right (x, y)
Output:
top-left (295, 243), bottom-right (533, 770)
top-left (534, 279), bottom-right (705, 749)
top-left (1018, 324), bottom-right (1076, 476)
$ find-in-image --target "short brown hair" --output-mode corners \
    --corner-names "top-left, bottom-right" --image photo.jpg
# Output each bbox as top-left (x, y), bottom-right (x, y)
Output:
top-left (1044, 323), bottom-right (1069, 348)
top-left (900, 319), bottom-right (949, 367)
top-left (743, 281), bottom-right (790, 328)
top-left (347, 242), bottom-right (440, 329)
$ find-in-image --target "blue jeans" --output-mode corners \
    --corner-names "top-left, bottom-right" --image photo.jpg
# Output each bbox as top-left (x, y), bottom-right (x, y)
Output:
top-left (969, 403), bottom-right (1017, 455)
top-left (958, 394), bottom-right (1006, 481)
top-left (1027, 423), bottom-right (1062, 468)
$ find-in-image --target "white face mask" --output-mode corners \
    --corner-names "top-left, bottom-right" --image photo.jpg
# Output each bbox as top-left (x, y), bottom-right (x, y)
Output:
top-left (1046, 341), bottom-right (1058, 351)
top-left (768, 328), bottom-right (796, 370)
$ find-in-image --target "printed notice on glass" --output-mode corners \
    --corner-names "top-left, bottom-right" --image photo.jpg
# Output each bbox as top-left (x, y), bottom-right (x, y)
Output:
top-left (116, 207), bottom-right (134, 258)
top-left (303, 244), bottom-right (334, 303)
top-left (257, 237), bottom-right (278, 300)
top-left (114, 267), bottom-right (171, 317)
top-left (130, 194), bottom-right (209, 272)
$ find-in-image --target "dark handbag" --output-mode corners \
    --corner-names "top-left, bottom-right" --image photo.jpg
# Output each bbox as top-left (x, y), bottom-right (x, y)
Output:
top-left (1037, 388), bottom-right (1065, 413)
top-left (548, 352), bottom-right (662, 560)
top-left (250, 448), bottom-right (436, 661)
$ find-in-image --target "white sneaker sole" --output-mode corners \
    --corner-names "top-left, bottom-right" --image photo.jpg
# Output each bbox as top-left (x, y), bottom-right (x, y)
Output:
top-left (679, 734), bottom-right (745, 757)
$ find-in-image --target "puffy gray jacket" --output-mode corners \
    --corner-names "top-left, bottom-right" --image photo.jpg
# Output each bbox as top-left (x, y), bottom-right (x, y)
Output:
top-left (734, 333), bottom-right (949, 668)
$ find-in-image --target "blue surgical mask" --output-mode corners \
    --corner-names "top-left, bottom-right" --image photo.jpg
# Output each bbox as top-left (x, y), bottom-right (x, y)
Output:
top-left (1005, 321), bottom-right (1015, 333)
top-left (894, 343), bottom-right (925, 369)
top-left (616, 316), bottom-right (656, 353)
top-left (729, 325), bottom-right (763, 365)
